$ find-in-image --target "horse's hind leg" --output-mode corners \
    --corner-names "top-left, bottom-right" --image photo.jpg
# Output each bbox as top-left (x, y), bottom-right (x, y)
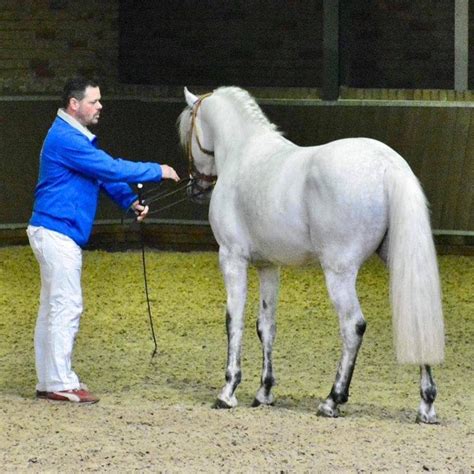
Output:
top-left (252, 265), bottom-right (280, 407)
top-left (214, 249), bottom-right (248, 409)
top-left (318, 268), bottom-right (366, 418)
top-left (417, 365), bottom-right (438, 424)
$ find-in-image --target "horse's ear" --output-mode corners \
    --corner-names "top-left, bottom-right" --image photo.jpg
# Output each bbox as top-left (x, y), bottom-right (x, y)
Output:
top-left (184, 87), bottom-right (199, 107)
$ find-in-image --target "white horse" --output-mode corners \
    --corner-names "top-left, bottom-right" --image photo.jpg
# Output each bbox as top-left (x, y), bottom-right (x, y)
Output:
top-left (178, 86), bottom-right (445, 423)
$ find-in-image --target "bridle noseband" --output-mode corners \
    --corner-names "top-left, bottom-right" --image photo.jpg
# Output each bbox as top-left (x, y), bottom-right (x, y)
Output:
top-left (188, 93), bottom-right (217, 185)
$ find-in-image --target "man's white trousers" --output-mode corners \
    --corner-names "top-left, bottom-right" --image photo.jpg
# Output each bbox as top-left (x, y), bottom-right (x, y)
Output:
top-left (27, 225), bottom-right (83, 392)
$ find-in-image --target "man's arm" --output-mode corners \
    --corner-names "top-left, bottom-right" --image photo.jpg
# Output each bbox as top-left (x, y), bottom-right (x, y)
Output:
top-left (60, 133), bottom-right (164, 183)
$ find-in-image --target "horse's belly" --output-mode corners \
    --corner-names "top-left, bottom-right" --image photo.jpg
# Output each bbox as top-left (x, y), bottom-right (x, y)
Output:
top-left (251, 246), bottom-right (314, 266)
top-left (247, 222), bottom-right (315, 265)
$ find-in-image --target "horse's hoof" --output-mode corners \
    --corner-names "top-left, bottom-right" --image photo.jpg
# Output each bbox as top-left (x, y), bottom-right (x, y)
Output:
top-left (416, 412), bottom-right (439, 424)
top-left (213, 398), bottom-right (233, 409)
top-left (251, 397), bottom-right (275, 408)
top-left (416, 403), bottom-right (439, 424)
top-left (213, 399), bottom-right (232, 409)
top-left (317, 402), bottom-right (340, 418)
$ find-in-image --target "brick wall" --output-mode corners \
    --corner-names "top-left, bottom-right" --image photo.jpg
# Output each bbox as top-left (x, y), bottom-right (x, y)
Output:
top-left (119, 1), bottom-right (470, 91)
top-left (0, 0), bottom-right (119, 94)
top-left (341, 0), bottom-right (456, 89)
top-left (0, 1), bottom-right (470, 95)
top-left (119, 1), bottom-right (324, 88)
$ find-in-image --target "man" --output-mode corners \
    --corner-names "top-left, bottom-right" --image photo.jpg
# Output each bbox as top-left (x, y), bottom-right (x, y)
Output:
top-left (27, 77), bottom-right (180, 404)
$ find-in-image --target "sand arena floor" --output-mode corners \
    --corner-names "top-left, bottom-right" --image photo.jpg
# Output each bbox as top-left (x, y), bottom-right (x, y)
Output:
top-left (0, 249), bottom-right (472, 471)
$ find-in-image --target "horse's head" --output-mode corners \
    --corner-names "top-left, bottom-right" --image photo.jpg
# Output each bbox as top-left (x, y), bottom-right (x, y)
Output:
top-left (178, 87), bottom-right (217, 205)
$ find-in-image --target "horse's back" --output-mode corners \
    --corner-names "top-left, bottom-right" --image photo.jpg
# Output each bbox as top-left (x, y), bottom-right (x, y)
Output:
top-left (212, 137), bottom-right (407, 268)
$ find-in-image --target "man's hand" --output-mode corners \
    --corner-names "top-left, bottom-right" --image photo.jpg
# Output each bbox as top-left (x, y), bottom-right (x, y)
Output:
top-left (132, 200), bottom-right (149, 222)
top-left (160, 164), bottom-right (180, 182)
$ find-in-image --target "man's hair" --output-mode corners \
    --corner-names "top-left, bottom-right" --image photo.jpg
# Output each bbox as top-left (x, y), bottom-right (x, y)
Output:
top-left (62, 77), bottom-right (99, 108)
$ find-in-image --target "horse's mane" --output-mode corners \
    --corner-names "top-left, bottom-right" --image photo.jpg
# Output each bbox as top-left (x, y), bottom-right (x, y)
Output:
top-left (178, 106), bottom-right (192, 152)
top-left (213, 86), bottom-right (279, 133)
top-left (177, 86), bottom-right (280, 151)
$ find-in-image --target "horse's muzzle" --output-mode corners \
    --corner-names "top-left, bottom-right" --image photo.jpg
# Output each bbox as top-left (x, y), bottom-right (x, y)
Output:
top-left (187, 182), bottom-right (213, 204)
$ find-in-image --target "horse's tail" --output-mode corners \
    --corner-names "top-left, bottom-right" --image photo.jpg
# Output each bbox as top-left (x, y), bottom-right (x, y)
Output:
top-left (385, 165), bottom-right (444, 364)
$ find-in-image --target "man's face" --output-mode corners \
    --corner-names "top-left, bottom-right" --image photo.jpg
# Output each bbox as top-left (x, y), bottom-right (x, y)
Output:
top-left (73, 86), bottom-right (102, 127)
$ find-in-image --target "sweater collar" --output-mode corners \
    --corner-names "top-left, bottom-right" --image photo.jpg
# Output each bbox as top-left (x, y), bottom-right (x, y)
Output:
top-left (57, 108), bottom-right (96, 142)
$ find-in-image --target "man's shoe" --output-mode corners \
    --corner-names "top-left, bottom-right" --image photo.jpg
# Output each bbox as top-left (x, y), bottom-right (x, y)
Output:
top-left (36, 383), bottom-right (92, 401)
top-left (46, 388), bottom-right (99, 404)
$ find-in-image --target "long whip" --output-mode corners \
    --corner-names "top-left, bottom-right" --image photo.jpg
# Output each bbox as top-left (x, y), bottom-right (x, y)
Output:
top-left (134, 180), bottom-right (212, 358)
top-left (137, 183), bottom-right (158, 358)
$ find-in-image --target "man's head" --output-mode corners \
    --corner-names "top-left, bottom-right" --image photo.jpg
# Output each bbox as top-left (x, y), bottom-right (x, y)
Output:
top-left (62, 77), bottom-right (102, 127)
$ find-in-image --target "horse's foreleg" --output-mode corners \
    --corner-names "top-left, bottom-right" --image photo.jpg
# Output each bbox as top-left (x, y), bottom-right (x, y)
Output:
top-left (318, 269), bottom-right (366, 418)
top-left (214, 250), bottom-right (248, 409)
top-left (416, 365), bottom-right (438, 424)
top-left (252, 265), bottom-right (280, 407)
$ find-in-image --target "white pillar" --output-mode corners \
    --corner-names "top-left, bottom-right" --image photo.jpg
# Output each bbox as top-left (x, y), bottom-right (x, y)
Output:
top-left (454, 0), bottom-right (469, 91)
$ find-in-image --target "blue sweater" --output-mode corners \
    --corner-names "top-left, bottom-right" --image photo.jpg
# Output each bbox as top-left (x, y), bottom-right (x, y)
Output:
top-left (30, 111), bottom-right (163, 246)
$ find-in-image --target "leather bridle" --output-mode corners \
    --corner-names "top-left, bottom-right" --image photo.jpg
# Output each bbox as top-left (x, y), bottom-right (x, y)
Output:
top-left (188, 93), bottom-right (217, 185)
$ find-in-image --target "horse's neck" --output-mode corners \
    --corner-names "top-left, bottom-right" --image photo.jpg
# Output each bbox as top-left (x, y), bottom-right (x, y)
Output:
top-left (207, 100), bottom-right (289, 173)
top-left (212, 109), bottom-right (281, 153)
top-left (211, 111), bottom-right (252, 143)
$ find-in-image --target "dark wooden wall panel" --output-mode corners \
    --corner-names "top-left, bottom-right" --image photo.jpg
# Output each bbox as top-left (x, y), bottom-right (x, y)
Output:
top-left (1, 98), bottom-right (472, 234)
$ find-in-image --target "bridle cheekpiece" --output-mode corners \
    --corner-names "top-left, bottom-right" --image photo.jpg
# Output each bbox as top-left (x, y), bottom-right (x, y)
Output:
top-left (188, 93), bottom-right (217, 185)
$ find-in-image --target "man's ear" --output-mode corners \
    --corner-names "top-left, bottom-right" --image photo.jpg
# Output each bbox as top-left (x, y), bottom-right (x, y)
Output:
top-left (69, 97), bottom-right (79, 111)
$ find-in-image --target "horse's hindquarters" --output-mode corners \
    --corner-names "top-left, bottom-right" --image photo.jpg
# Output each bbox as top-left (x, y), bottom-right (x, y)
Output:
top-left (304, 148), bottom-right (390, 268)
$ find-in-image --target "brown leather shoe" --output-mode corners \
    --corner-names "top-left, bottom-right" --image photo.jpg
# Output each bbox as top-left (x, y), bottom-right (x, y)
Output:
top-left (46, 388), bottom-right (99, 404)
top-left (36, 383), bottom-right (94, 401)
